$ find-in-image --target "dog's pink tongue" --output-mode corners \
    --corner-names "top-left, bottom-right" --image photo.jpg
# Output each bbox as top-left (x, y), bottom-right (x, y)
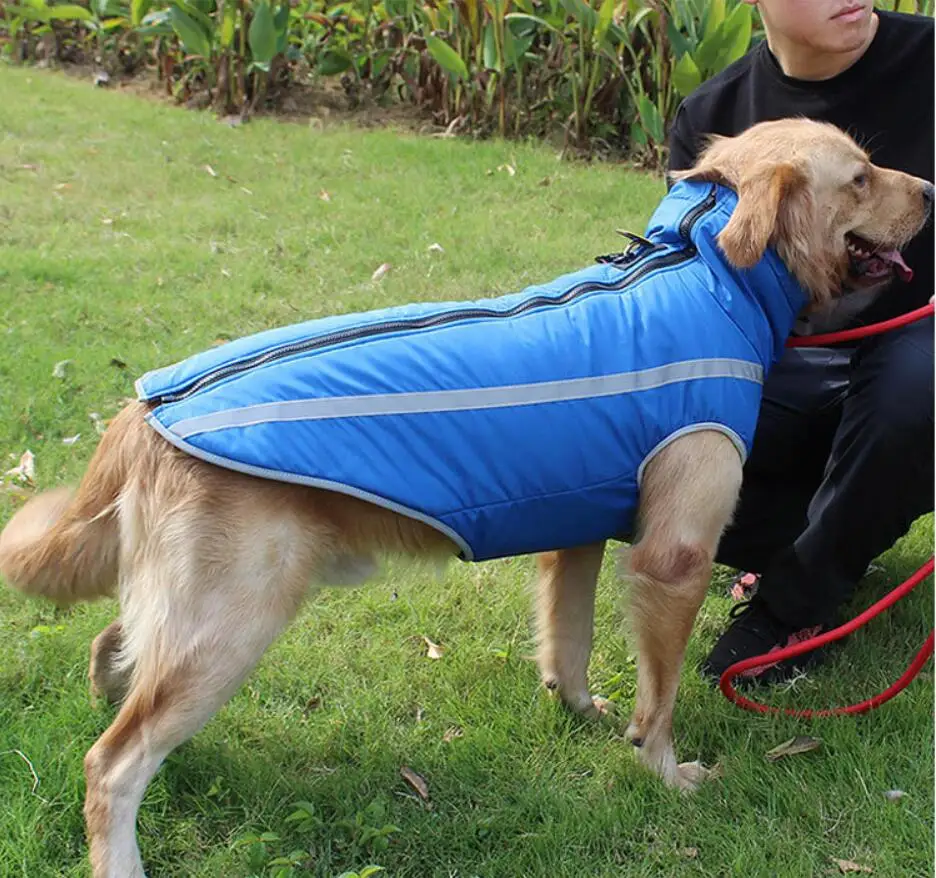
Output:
top-left (880, 248), bottom-right (913, 282)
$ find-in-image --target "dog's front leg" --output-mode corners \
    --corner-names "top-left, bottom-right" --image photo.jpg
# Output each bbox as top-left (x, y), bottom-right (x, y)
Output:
top-left (624, 430), bottom-right (743, 790)
top-left (534, 542), bottom-right (608, 717)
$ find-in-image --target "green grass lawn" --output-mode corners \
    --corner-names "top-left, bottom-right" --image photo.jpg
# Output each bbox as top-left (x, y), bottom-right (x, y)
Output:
top-left (0, 67), bottom-right (932, 878)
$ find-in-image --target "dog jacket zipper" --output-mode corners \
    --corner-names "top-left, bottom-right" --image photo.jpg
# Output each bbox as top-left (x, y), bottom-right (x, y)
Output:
top-left (153, 189), bottom-right (718, 405)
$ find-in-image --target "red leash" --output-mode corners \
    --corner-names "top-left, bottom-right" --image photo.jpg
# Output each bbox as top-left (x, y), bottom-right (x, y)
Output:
top-left (720, 560), bottom-right (934, 717)
top-left (719, 303), bottom-right (935, 716)
top-left (782, 302), bottom-right (933, 348)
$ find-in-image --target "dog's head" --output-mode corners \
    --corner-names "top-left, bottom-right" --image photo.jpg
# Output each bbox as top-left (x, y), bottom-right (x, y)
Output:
top-left (670, 118), bottom-right (933, 306)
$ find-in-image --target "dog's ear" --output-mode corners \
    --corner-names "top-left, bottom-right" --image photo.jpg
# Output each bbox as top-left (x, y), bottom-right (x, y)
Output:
top-left (717, 162), bottom-right (808, 268)
top-left (668, 135), bottom-right (734, 187)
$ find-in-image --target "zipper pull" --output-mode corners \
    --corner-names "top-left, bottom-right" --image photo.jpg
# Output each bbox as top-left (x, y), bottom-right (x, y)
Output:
top-left (596, 231), bottom-right (656, 266)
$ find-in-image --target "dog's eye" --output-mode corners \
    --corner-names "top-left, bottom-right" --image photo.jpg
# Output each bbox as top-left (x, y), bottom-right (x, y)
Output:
top-left (853, 173), bottom-right (869, 188)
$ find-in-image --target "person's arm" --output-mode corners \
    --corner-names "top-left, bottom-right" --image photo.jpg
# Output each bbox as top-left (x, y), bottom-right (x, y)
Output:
top-left (667, 102), bottom-right (699, 175)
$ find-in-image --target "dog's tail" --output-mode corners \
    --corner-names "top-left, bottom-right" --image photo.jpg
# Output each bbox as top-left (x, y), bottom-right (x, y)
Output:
top-left (0, 402), bottom-right (148, 604)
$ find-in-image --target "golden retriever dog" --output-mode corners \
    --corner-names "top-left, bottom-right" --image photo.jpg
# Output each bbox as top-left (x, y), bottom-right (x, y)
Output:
top-left (1, 118), bottom-right (931, 878)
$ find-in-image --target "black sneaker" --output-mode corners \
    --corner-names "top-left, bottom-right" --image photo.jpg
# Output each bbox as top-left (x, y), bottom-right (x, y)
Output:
top-left (701, 596), bottom-right (828, 686)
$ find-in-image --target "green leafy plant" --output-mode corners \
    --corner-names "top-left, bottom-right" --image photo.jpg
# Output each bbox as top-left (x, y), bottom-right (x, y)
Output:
top-left (335, 867), bottom-right (386, 878)
top-left (334, 800), bottom-right (401, 856)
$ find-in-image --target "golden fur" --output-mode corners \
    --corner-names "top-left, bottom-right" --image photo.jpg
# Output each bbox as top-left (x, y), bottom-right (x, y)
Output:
top-left (0, 118), bottom-right (930, 878)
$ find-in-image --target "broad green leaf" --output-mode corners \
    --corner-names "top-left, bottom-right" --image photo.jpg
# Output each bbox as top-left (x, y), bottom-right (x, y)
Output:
top-left (504, 11), bottom-right (561, 35)
top-left (694, 23), bottom-right (729, 73)
top-left (721, 1), bottom-right (752, 67)
top-left (5, 4), bottom-right (53, 20)
top-left (383, 0), bottom-right (407, 16)
top-left (274, 3), bottom-right (288, 54)
top-left (627, 4), bottom-right (655, 34)
top-left (93, 0), bottom-right (126, 17)
top-left (136, 8), bottom-right (172, 33)
top-left (637, 93), bottom-right (665, 144)
top-left (130, 0), bottom-right (150, 26)
top-left (629, 119), bottom-right (648, 148)
top-left (219, 0), bottom-right (235, 46)
top-left (318, 48), bottom-right (353, 75)
top-left (169, 3), bottom-right (211, 57)
top-left (559, 0), bottom-right (596, 30)
top-left (504, 29), bottom-right (533, 66)
top-left (507, 13), bottom-right (537, 38)
top-left (702, 0), bottom-right (725, 39)
top-left (483, 21), bottom-right (499, 71)
top-left (248, 0), bottom-right (277, 64)
top-left (594, 0), bottom-right (614, 48)
top-left (174, 0), bottom-right (214, 33)
top-left (370, 48), bottom-right (393, 78)
top-left (672, 50), bottom-right (702, 97)
top-left (666, 15), bottom-right (690, 58)
top-left (426, 34), bottom-right (469, 81)
top-left (47, 3), bottom-right (94, 20)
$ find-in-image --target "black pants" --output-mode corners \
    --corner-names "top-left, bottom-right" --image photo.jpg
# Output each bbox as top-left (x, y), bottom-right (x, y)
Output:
top-left (716, 316), bottom-right (934, 629)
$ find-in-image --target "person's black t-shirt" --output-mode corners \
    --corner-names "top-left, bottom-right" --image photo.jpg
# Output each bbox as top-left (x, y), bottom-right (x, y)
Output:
top-left (667, 10), bottom-right (934, 325)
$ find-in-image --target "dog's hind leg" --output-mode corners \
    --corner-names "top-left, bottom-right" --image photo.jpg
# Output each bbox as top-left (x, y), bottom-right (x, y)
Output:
top-left (89, 619), bottom-right (131, 706)
top-left (83, 487), bottom-right (320, 877)
top-left (535, 542), bottom-right (607, 717)
top-left (624, 430), bottom-right (742, 790)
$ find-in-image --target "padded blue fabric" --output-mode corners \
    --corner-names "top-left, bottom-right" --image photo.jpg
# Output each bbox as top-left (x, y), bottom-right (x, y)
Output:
top-left (137, 181), bottom-right (807, 561)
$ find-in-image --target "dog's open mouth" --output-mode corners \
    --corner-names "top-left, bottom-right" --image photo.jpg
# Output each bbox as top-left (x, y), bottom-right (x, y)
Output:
top-left (846, 232), bottom-right (913, 283)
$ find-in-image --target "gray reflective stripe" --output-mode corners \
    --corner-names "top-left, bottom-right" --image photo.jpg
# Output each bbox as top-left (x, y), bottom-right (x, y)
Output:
top-left (636, 422), bottom-right (746, 487)
top-left (144, 413), bottom-right (475, 560)
top-left (168, 357), bottom-right (764, 440)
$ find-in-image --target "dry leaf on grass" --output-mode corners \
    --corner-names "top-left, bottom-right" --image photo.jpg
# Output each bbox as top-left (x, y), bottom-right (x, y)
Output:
top-left (497, 163), bottom-right (516, 176)
top-left (765, 735), bottom-right (822, 762)
top-left (400, 766), bottom-right (430, 802)
top-left (442, 726), bottom-right (463, 743)
top-left (427, 242), bottom-right (445, 254)
top-left (423, 636), bottom-right (445, 659)
top-left (319, 190), bottom-right (331, 202)
top-left (204, 164), bottom-right (218, 178)
top-left (679, 847), bottom-right (698, 859)
top-left (371, 262), bottom-right (391, 282)
top-left (5, 450), bottom-right (36, 484)
top-left (679, 760), bottom-right (723, 783)
top-left (831, 857), bottom-right (872, 874)
top-left (52, 359), bottom-right (73, 379)
top-left (883, 789), bottom-right (906, 802)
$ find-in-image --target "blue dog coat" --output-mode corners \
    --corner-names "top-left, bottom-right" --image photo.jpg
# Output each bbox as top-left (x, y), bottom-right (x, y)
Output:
top-left (136, 181), bottom-right (807, 561)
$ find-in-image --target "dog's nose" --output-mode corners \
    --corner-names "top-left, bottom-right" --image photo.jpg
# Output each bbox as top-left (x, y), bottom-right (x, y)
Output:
top-left (923, 182), bottom-right (934, 215)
